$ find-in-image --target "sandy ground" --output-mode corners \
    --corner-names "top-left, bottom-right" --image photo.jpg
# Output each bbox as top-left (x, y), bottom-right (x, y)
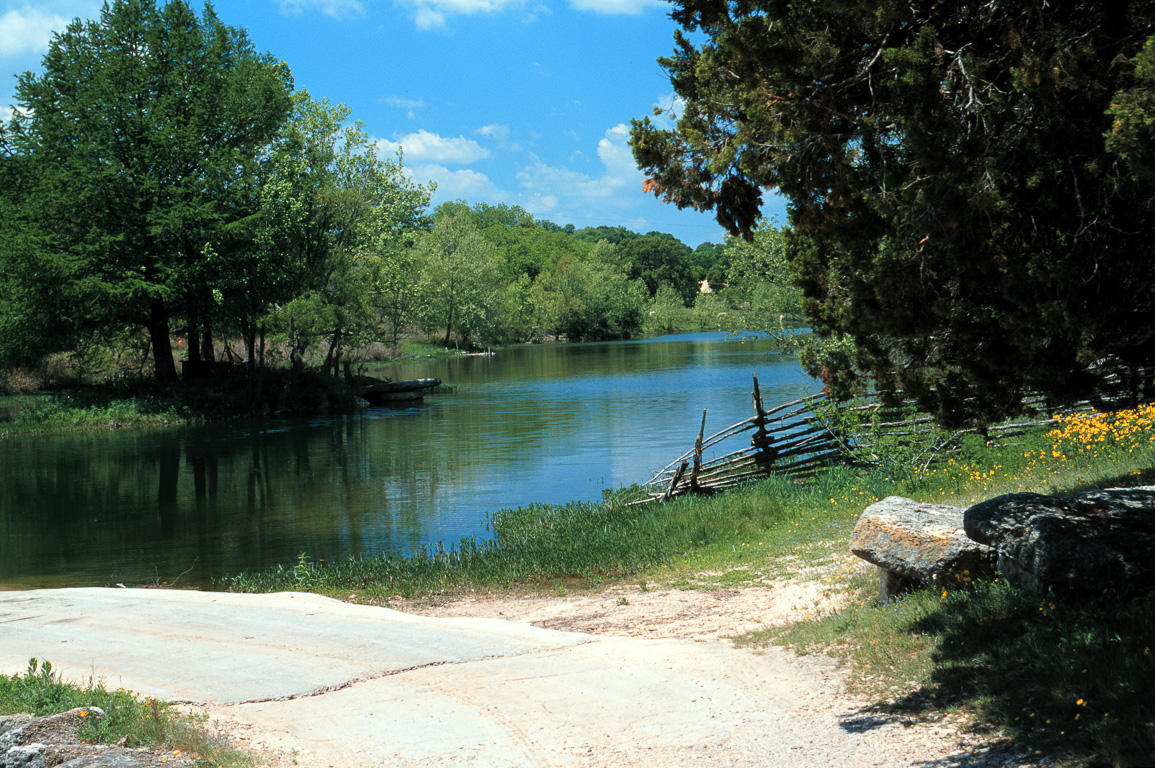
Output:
top-left (385, 560), bottom-right (855, 641)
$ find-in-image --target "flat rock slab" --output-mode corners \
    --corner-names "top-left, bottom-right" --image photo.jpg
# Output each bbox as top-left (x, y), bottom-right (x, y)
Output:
top-left (0, 587), bottom-right (979, 767)
top-left (850, 496), bottom-right (997, 598)
top-left (0, 588), bottom-right (591, 704)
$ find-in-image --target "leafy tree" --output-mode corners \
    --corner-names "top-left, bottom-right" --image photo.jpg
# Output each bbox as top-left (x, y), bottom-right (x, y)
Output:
top-left (0, 125), bottom-right (75, 367)
top-left (721, 220), bottom-right (802, 326)
top-left (643, 282), bottom-right (692, 335)
top-left (688, 241), bottom-right (725, 286)
top-left (416, 211), bottom-right (505, 348)
top-left (262, 93), bottom-right (433, 371)
top-left (631, 1), bottom-right (1155, 425)
top-left (572, 225), bottom-right (637, 246)
top-left (616, 232), bottom-right (697, 303)
top-left (12, 0), bottom-right (293, 382)
top-left (530, 241), bottom-right (647, 341)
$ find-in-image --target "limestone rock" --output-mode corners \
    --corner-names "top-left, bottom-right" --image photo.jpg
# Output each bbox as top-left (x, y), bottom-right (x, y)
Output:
top-left (963, 486), bottom-right (1155, 593)
top-left (850, 496), bottom-right (997, 599)
top-left (0, 707), bottom-right (190, 768)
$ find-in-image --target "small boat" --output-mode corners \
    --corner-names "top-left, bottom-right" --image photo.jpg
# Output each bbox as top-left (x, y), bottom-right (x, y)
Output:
top-left (354, 377), bottom-right (442, 405)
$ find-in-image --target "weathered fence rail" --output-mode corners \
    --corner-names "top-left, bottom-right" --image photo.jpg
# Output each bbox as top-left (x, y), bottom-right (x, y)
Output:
top-left (635, 373), bottom-right (1140, 505)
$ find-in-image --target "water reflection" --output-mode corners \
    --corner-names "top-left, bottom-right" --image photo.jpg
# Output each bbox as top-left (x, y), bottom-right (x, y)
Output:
top-left (0, 333), bottom-right (816, 589)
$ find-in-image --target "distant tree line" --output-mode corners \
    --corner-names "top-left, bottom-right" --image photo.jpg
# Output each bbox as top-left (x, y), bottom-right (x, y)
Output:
top-left (0, 0), bottom-right (802, 386)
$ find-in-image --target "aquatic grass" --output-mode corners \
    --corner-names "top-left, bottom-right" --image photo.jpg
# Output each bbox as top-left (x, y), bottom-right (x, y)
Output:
top-left (221, 467), bottom-right (890, 598)
top-left (0, 658), bottom-right (254, 767)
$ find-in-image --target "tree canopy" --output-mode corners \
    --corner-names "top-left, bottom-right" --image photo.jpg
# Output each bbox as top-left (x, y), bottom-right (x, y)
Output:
top-left (11, 0), bottom-right (293, 381)
top-left (632, 0), bottom-right (1155, 425)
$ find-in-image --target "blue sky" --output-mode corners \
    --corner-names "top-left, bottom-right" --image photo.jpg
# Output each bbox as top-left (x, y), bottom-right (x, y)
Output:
top-left (0, 0), bottom-right (787, 246)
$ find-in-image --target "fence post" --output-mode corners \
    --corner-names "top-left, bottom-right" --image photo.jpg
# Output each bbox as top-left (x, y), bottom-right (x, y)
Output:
top-left (751, 374), bottom-right (776, 469)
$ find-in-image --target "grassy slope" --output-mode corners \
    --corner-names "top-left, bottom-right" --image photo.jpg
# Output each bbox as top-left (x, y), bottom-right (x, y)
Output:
top-left (0, 659), bottom-right (253, 767)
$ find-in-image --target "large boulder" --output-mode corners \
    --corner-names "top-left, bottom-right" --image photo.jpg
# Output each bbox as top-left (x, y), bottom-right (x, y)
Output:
top-left (850, 496), bottom-right (998, 599)
top-left (963, 486), bottom-right (1155, 593)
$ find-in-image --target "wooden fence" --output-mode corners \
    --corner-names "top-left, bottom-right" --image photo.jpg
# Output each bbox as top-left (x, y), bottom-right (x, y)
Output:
top-left (635, 375), bottom-right (1112, 504)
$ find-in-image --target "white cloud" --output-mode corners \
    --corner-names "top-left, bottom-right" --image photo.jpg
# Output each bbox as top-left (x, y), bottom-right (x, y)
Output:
top-left (595, 123), bottom-right (641, 184)
top-left (514, 123), bottom-right (642, 214)
top-left (276, 0), bottom-right (365, 19)
top-left (413, 163), bottom-right (506, 203)
top-left (376, 129), bottom-right (491, 165)
top-left (475, 123), bottom-right (509, 142)
top-left (398, 0), bottom-right (526, 30)
top-left (566, 0), bottom-right (665, 14)
top-left (0, 5), bottom-right (87, 58)
top-left (380, 95), bottom-right (425, 119)
top-left (381, 95), bottom-right (426, 110)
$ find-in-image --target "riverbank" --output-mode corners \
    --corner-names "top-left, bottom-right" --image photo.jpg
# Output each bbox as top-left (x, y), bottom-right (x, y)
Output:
top-left (220, 405), bottom-right (1155, 768)
top-left (0, 329), bottom-right (799, 437)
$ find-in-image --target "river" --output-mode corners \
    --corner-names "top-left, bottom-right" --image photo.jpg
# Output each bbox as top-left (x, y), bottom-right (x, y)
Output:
top-left (0, 332), bottom-right (817, 589)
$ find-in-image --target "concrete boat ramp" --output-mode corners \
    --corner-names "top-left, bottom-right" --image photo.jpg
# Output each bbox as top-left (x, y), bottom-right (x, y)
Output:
top-left (0, 587), bottom-right (894, 767)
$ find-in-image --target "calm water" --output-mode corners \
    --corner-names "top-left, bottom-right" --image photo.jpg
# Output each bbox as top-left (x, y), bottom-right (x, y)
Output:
top-left (0, 333), bottom-right (817, 589)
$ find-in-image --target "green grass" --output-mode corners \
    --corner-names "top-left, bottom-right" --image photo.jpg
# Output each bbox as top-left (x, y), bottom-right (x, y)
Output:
top-left (0, 390), bottom-right (184, 434)
top-left (220, 469), bottom-right (883, 599)
top-left (0, 658), bottom-right (254, 767)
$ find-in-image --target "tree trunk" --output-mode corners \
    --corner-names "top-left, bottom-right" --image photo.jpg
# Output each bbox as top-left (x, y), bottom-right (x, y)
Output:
top-left (244, 321), bottom-right (257, 368)
top-left (321, 328), bottom-right (340, 376)
top-left (201, 310), bottom-right (214, 363)
top-left (443, 306), bottom-right (454, 348)
top-left (187, 300), bottom-right (202, 366)
top-left (149, 298), bottom-right (178, 383)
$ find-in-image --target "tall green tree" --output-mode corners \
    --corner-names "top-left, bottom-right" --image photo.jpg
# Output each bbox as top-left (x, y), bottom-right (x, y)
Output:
top-left (0, 125), bottom-right (75, 367)
top-left (416, 211), bottom-right (504, 348)
top-left (261, 93), bottom-right (433, 371)
top-left (632, 1), bottom-right (1155, 425)
top-left (616, 232), bottom-right (697, 303)
top-left (12, 0), bottom-right (293, 382)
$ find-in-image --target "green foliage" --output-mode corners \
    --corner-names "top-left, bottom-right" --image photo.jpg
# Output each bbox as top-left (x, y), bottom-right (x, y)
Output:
top-left (1106, 36), bottom-right (1155, 187)
top-left (261, 92), bottom-right (433, 369)
top-left (632, 1), bottom-right (1155, 426)
top-left (617, 232), bottom-right (697, 303)
top-left (529, 243), bottom-right (648, 341)
top-left (643, 282), bottom-right (693, 335)
top-left (0, 658), bottom-right (253, 766)
top-left (811, 396), bottom-right (963, 482)
top-left (12, 0), bottom-right (293, 382)
top-left (415, 211), bottom-right (506, 348)
top-left (720, 221), bottom-right (802, 322)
